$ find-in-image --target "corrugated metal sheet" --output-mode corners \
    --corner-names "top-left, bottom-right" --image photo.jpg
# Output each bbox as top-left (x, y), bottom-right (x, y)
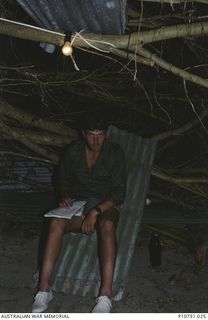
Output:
top-left (0, 156), bottom-right (52, 191)
top-left (52, 125), bottom-right (157, 298)
top-left (16, 0), bottom-right (127, 35)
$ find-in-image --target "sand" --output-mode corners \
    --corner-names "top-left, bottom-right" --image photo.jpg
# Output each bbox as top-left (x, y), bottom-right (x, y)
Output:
top-left (1, 213), bottom-right (208, 314)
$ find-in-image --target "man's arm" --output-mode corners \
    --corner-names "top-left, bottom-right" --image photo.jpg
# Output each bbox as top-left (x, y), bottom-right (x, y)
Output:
top-left (81, 200), bottom-right (114, 235)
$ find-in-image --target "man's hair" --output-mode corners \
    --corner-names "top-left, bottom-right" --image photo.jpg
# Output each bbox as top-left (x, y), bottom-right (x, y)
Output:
top-left (81, 110), bottom-right (109, 132)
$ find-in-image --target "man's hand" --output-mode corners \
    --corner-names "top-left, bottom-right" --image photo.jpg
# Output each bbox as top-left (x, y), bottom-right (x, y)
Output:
top-left (59, 198), bottom-right (72, 208)
top-left (81, 209), bottom-right (98, 235)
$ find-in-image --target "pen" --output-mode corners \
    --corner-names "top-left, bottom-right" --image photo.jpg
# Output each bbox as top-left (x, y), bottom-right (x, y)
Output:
top-left (70, 198), bottom-right (76, 206)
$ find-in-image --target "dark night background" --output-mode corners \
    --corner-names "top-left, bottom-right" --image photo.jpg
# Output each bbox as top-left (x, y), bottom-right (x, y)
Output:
top-left (1, 0), bottom-right (208, 313)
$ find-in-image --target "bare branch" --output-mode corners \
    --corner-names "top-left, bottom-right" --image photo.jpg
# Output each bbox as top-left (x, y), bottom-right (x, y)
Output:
top-left (2, 126), bottom-right (72, 146)
top-left (0, 151), bottom-right (53, 164)
top-left (1, 17), bottom-right (208, 53)
top-left (0, 101), bottom-right (77, 139)
top-left (0, 17), bottom-right (64, 45)
top-left (152, 166), bottom-right (208, 184)
top-left (0, 122), bottom-right (58, 163)
top-left (153, 107), bottom-right (208, 141)
top-left (137, 47), bottom-right (208, 89)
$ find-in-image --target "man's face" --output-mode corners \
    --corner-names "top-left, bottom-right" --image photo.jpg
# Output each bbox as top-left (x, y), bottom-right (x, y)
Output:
top-left (83, 129), bottom-right (106, 152)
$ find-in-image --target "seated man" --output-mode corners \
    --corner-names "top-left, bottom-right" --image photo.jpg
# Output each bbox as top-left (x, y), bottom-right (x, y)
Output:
top-left (32, 111), bottom-right (126, 313)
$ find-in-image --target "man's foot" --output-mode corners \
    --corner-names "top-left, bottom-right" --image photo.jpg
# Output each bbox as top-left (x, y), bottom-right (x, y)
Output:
top-left (91, 295), bottom-right (112, 313)
top-left (32, 289), bottom-right (53, 313)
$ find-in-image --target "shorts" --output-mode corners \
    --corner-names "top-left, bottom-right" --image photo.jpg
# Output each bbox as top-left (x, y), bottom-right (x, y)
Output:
top-left (82, 197), bottom-right (102, 216)
top-left (81, 197), bottom-right (120, 217)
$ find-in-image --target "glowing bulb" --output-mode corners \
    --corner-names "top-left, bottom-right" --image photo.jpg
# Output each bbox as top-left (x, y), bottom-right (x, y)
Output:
top-left (62, 41), bottom-right (73, 56)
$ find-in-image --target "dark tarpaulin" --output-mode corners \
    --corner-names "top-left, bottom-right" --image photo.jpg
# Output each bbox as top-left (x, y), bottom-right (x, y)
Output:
top-left (16, 0), bottom-right (127, 35)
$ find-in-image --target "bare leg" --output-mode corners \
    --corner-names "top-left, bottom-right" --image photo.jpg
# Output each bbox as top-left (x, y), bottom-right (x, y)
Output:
top-left (38, 216), bottom-right (83, 292)
top-left (96, 208), bottom-right (119, 298)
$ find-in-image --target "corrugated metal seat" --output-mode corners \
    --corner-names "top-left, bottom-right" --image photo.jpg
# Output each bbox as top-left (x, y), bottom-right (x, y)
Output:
top-left (52, 125), bottom-right (157, 298)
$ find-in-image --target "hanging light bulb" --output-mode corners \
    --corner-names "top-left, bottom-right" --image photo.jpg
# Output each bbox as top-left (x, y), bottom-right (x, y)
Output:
top-left (61, 33), bottom-right (80, 71)
top-left (62, 41), bottom-right (73, 56)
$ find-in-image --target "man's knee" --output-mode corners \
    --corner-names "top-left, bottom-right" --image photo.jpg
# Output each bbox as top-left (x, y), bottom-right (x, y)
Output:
top-left (98, 218), bottom-right (114, 233)
top-left (97, 208), bottom-right (119, 235)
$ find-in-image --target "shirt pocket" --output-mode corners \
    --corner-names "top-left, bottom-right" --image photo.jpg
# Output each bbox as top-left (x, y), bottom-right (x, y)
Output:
top-left (74, 169), bottom-right (89, 184)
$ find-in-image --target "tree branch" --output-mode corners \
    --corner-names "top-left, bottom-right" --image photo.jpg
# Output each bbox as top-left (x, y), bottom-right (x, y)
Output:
top-left (0, 101), bottom-right (77, 139)
top-left (137, 47), bottom-right (208, 89)
top-left (148, 189), bottom-right (194, 210)
top-left (110, 48), bottom-right (154, 66)
top-left (128, 21), bottom-right (208, 45)
top-left (152, 166), bottom-right (208, 184)
top-left (0, 17), bottom-right (65, 45)
top-left (2, 126), bottom-right (72, 146)
top-left (0, 150), bottom-right (53, 164)
top-left (152, 107), bottom-right (208, 141)
top-left (0, 121), bottom-right (58, 163)
top-left (1, 17), bottom-right (208, 53)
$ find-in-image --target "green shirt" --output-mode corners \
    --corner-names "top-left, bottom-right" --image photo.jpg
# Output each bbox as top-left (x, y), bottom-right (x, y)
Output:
top-left (57, 139), bottom-right (126, 206)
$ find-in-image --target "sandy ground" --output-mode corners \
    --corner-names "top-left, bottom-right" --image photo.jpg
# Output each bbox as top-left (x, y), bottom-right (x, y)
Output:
top-left (1, 212), bottom-right (208, 313)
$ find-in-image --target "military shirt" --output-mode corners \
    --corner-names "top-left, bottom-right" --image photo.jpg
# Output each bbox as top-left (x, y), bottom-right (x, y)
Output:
top-left (57, 139), bottom-right (126, 206)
